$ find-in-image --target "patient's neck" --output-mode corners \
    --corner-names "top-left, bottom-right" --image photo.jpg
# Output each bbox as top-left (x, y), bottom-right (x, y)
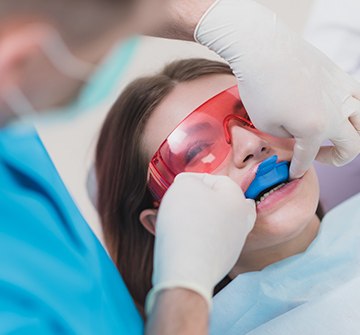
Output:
top-left (229, 215), bottom-right (321, 278)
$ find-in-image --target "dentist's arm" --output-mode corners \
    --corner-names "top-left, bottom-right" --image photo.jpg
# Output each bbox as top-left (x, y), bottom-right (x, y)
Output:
top-left (146, 289), bottom-right (208, 335)
top-left (157, 0), bottom-right (360, 178)
top-left (145, 173), bottom-right (256, 335)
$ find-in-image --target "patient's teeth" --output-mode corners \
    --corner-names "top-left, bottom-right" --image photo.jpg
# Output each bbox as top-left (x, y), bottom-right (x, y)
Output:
top-left (257, 182), bottom-right (287, 204)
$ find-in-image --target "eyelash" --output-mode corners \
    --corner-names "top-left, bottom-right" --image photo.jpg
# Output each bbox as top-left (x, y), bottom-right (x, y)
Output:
top-left (185, 142), bottom-right (213, 164)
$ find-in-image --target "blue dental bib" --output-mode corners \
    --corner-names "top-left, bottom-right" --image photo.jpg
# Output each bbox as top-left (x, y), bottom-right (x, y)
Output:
top-left (245, 155), bottom-right (289, 200)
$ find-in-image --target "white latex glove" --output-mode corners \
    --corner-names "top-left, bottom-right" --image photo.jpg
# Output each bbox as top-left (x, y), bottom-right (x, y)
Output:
top-left (195, 0), bottom-right (360, 178)
top-left (145, 173), bottom-right (256, 313)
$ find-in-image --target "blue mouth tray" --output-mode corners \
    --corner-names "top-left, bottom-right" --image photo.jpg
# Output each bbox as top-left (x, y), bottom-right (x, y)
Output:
top-left (245, 155), bottom-right (289, 200)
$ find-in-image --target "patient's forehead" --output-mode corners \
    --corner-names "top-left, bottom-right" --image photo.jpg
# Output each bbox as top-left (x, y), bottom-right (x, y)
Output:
top-left (142, 74), bottom-right (237, 160)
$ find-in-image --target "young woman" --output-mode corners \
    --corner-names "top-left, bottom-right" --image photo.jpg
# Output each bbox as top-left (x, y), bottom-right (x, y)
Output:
top-left (94, 58), bottom-right (327, 319)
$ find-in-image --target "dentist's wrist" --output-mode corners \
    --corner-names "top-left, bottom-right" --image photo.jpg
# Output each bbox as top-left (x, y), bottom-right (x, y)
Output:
top-left (195, 0), bottom-right (279, 59)
top-left (145, 282), bottom-right (212, 316)
top-left (144, 0), bottom-right (216, 41)
top-left (145, 288), bottom-right (209, 335)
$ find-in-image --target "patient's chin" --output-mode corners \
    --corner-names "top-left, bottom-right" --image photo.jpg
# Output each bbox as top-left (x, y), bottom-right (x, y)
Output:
top-left (244, 168), bottom-right (320, 251)
top-left (242, 213), bottom-right (316, 253)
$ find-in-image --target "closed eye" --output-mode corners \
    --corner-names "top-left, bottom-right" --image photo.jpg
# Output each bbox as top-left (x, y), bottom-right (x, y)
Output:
top-left (185, 141), bottom-right (214, 165)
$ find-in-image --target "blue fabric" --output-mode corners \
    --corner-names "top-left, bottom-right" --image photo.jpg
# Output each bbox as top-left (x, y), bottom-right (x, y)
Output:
top-left (0, 125), bottom-right (143, 334)
top-left (210, 192), bottom-right (360, 335)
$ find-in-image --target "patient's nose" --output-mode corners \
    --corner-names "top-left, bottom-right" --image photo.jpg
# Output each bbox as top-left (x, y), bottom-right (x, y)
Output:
top-left (229, 125), bottom-right (271, 168)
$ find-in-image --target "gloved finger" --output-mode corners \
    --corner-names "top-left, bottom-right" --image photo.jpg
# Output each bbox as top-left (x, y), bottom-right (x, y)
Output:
top-left (175, 172), bottom-right (222, 189)
top-left (179, 173), bottom-right (248, 200)
top-left (350, 79), bottom-right (360, 100)
top-left (250, 117), bottom-right (292, 138)
top-left (201, 175), bottom-right (256, 226)
top-left (174, 172), bottom-right (239, 193)
top-left (174, 172), bottom-right (218, 189)
top-left (342, 95), bottom-right (360, 121)
top-left (174, 172), bottom-right (206, 183)
top-left (349, 113), bottom-right (360, 132)
top-left (316, 121), bottom-right (360, 166)
top-left (245, 199), bottom-right (257, 217)
top-left (201, 174), bottom-right (245, 195)
top-left (289, 136), bottom-right (322, 179)
top-left (342, 95), bottom-right (360, 131)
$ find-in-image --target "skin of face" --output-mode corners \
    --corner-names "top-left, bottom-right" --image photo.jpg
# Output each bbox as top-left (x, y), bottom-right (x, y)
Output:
top-left (0, 14), bottom-right (135, 125)
top-left (141, 74), bottom-right (321, 275)
top-left (0, 0), bottom-right (178, 124)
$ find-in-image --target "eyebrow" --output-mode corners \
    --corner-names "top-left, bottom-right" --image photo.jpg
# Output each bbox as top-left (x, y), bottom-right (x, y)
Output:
top-left (183, 122), bottom-right (214, 136)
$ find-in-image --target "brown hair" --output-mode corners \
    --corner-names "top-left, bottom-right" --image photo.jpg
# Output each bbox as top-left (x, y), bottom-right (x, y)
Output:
top-left (95, 58), bottom-right (233, 315)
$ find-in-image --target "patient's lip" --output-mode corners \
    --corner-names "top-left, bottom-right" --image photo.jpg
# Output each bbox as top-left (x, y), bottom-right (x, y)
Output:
top-left (256, 177), bottom-right (301, 214)
top-left (240, 156), bottom-right (287, 194)
top-left (240, 163), bottom-right (262, 193)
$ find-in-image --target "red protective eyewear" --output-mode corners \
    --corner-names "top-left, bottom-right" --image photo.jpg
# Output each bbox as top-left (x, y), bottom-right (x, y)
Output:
top-left (147, 85), bottom-right (255, 204)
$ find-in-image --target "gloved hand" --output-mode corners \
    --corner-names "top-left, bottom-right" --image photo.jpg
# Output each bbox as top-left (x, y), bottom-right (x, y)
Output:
top-left (195, 0), bottom-right (360, 178)
top-left (145, 173), bottom-right (256, 314)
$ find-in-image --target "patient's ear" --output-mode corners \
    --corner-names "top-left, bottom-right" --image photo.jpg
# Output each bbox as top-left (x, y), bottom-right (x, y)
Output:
top-left (139, 209), bottom-right (158, 236)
